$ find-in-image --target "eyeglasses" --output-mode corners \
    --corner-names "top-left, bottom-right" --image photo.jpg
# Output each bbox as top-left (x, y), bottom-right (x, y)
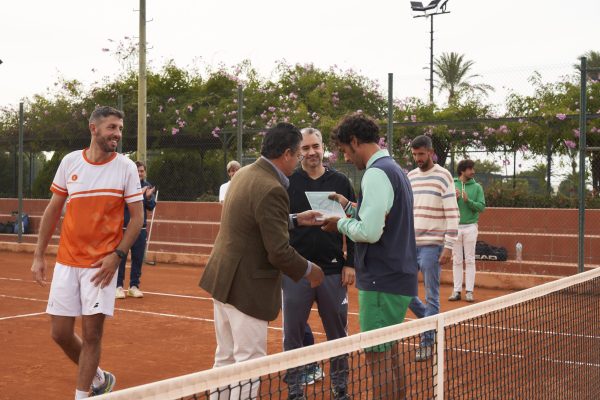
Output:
top-left (297, 153), bottom-right (305, 161)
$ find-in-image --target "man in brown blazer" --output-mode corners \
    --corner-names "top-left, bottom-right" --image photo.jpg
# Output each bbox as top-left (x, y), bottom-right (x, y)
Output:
top-left (200, 122), bottom-right (325, 400)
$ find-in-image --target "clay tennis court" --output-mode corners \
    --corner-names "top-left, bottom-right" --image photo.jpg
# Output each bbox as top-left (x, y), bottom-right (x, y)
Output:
top-left (0, 250), bottom-right (514, 399)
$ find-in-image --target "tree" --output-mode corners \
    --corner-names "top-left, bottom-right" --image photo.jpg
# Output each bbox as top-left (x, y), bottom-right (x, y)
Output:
top-left (574, 50), bottom-right (600, 81)
top-left (433, 52), bottom-right (494, 106)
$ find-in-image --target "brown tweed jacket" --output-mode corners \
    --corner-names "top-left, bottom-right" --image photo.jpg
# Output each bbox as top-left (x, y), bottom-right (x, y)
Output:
top-left (199, 157), bottom-right (308, 321)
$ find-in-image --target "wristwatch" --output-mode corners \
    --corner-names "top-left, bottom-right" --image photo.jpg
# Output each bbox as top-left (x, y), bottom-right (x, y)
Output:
top-left (291, 214), bottom-right (299, 228)
top-left (114, 249), bottom-right (127, 260)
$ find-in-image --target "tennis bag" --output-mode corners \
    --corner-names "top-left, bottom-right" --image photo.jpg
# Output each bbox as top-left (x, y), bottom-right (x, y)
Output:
top-left (475, 240), bottom-right (508, 261)
top-left (2, 222), bottom-right (14, 234)
top-left (7, 213), bottom-right (30, 234)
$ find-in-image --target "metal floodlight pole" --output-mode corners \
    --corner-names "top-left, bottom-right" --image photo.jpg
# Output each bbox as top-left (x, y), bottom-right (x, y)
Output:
top-left (411, 1), bottom-right (450, 104)
top-left (429, 15), bottom-right (434, 103)
top-left (137, 0), bottom-right (147, 164)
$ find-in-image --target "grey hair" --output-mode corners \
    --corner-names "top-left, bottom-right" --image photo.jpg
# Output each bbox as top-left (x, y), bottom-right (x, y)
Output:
top-left (89, 106), bottom-right (124, 124)
top-left (226, 160), bottom-right (241, 171)
top-left (300, 127), bottom-right (323, 142)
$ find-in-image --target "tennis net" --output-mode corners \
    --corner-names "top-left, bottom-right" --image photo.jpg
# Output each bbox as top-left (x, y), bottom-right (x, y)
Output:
top-left (98, 267), bottom-right (600, 399)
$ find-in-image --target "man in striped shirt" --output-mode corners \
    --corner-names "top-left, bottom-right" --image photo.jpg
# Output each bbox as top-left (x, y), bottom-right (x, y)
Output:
top-left (407, 135), bottom-right (459, 362)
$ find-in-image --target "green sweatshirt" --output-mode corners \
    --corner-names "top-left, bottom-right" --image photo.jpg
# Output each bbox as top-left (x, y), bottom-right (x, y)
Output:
top-left (455, 177), bottom-right (486, 224)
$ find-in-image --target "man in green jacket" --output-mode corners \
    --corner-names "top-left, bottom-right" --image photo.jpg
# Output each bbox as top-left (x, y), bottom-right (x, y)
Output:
top-left (449, 159), bottom-right (486, 303)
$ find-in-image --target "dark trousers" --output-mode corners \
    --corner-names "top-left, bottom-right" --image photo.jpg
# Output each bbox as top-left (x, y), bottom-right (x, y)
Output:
top-left (117, 228), bottom-right (147, 288)
top-left (282, 274), bottom-right (349, 395)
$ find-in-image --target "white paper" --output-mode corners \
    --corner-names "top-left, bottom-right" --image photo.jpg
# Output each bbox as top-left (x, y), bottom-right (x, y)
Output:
top-left (305, 191), bottom-right (347, 219)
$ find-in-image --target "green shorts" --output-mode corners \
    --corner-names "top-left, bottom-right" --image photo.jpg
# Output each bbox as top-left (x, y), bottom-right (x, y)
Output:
top-left (358, 290), bottom-right (413, 352)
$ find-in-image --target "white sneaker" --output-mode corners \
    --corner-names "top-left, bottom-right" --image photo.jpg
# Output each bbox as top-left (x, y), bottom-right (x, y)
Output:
top-left (115, 287), bottom-right (126, 299)
top-left (127, 286), bottom-right (144, 298)
top-left (448, 291), bottom-right (461, 301)
top-left (465, 291), bottom-right (474, 302)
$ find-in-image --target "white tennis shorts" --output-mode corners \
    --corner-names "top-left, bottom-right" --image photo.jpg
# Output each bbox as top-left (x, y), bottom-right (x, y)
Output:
top-left (46, 262), bottom-right (118, 317)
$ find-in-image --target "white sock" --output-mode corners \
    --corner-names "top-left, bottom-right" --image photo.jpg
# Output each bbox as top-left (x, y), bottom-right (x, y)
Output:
top-left (92, 367), bottom-right (105, 388)
top-left (75, 389), bottom-right (88, 399)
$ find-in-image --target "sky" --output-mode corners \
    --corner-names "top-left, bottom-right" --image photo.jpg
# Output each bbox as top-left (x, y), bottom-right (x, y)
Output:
top-left (1, 0), bottom-right (598, 110)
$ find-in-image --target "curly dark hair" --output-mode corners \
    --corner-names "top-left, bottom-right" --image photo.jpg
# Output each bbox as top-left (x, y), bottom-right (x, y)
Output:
top-left (260, 122), bottom-right (302, 159)
top-left (331, 112), bottom-right (380, 145)
top-left (457, 159), bottom-right (475, 176)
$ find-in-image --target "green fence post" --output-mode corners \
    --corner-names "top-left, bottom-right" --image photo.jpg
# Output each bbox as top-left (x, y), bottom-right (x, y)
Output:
top-left (387, 73), bottom-right (393, 157)
top-left (117, 94), bottom-right (123, 153)
top-left (237, 85), bottom-right (243, 164)
top-left (578, 57), bottom-right (587, 274)
top-left (18, 102), bottom-right (24, 243)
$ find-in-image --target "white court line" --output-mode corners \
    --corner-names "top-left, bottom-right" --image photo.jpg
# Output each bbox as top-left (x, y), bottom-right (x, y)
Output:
top-left (457, 320), bottom-right (600, 341)
top-left (0, 277), bottom-right (364, 318)
top-left (3, 295), bottom-right (598, 368)
top-left (0, 311), bottom-right (46, 321)
top-left (446, 343), bottom-right (600, 368)
top-left (0, 293), bottom-right (323, 334)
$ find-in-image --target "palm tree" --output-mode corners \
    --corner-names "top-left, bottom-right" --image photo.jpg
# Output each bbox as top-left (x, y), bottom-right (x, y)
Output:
top-left (575, 50), bottom-right (600, 195)
top-left (433, 52), bottom-right (494, 105)
top-left (574, 50), bottom-right (600, 81)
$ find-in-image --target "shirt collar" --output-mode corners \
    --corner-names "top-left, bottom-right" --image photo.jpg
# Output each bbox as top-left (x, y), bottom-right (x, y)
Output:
top-left (366, 149), bottom-right (390, 169)
top-left (261, 156), bottom-right (290, 189)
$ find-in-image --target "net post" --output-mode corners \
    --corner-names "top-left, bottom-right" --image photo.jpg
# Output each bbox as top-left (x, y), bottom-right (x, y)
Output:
top-left (435, 314), bottom-right (445, 399)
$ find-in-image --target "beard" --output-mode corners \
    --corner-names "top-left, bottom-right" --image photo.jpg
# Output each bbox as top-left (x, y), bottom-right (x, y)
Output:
top-left (98, 136), bottom-right (118, 153)
top-left (417, 158), bottom-right (432, 170)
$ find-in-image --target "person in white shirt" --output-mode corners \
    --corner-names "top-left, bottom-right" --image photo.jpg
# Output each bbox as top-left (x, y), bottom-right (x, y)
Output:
top-left (219, 160), bottom-right (241, 202)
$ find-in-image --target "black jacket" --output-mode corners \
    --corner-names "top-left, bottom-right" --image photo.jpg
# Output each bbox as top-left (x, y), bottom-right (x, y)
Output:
top-left (288, 166), bottom-right (356, 275)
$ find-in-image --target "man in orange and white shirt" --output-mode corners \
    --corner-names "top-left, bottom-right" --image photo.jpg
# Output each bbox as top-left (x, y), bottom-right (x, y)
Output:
top-left (31, 106), bottom-right (144, 399)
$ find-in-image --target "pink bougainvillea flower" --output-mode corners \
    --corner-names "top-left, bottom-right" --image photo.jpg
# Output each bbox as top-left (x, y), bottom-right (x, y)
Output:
top-left (187, 105), bottom-right (193, 112)
top-left (268, 106), bottom-right (276, 113)
top-left (410, 115), bottom-right (417, 122)
top-left (211, 127), bottom-right (221, 137)
top-left (573, 129), bottom-right (580, 137)
top-left (171, 127), bottom-right (179, 135)
top-left (564, 140), bottom-right (577, 149)
top-left (328, 152), bottom-right (338, 164)
top-left (175, 109), bottom-right (180, 115)
top-left (378, 137), bottom-right (387, 149)
top-left (556, 113), bottom-right (567, 120)
top-left (167, 97), bottom-right (175, 103)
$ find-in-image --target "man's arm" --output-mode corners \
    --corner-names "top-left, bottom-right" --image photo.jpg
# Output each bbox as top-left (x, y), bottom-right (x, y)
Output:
top-left (465, 184), bottom-right (486, 213)
top-left (143, 185), bottom-right (157, 211)
top-left (31, 194), bottom-right (67, 286)
top-left (341, 178), bottom-right (356, 286)
top-left (256, 186), bottom-right (323, 287)
top-left (440, 175), bottom-right (459, 264)
top-left (90, 200), bottom-right (144, 288)
top-left (335, 168), bottom-right (393, 243)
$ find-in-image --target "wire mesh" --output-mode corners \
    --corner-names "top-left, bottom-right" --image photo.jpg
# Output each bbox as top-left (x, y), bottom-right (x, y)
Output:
top-left (97, 269), bottom-right (600, 400)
